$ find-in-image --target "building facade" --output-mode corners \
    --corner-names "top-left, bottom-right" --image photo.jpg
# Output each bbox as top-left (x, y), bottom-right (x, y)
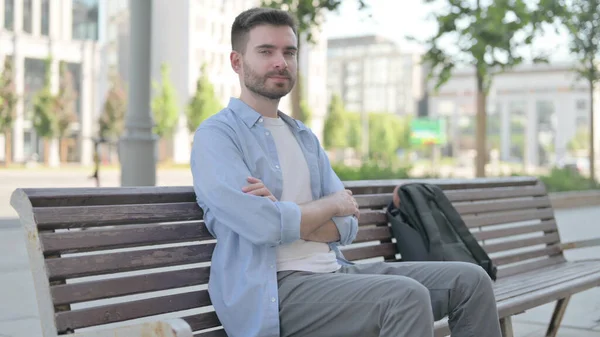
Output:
top-left (327, 35), bottom-right (425, 116)
top-left (0, 0), bottom-right (103, 166)
top-left (428, 63), bottom-right (600, 171)
top-left (103, 0), bottom-right (329, 164)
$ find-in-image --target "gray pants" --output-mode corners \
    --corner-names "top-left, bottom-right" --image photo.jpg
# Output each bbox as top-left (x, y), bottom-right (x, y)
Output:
top-left (277, 261), bottom-right (502, 337)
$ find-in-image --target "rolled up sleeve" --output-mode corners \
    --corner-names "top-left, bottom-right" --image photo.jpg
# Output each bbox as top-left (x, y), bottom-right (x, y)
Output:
top-left (314, 135), bottom-right (358, 246)
top-left (191, 122), bottom-right (301, 246)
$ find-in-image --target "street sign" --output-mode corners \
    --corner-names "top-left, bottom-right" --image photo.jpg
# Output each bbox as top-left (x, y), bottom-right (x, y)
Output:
top-left (410, 118), bottom-right (447, 145)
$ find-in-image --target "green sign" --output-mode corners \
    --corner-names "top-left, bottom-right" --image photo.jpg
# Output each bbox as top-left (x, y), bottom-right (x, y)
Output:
top-left (410, 118), bottom-right (447, 145)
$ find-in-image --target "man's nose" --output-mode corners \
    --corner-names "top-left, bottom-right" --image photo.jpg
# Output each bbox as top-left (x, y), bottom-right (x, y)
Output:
top-left (273, 53), bottom-right (288, 69)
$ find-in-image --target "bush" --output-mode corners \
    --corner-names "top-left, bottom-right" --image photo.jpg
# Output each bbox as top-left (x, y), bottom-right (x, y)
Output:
top-left (332, 162), bottom-right (411, 181)
top-left (538, 167), bottom-right (600, 192)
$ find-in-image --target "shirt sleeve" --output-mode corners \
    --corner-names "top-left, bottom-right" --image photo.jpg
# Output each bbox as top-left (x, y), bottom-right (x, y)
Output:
top-left (191, 122), bottom-right (301, 246)
top-left (314, 133), bottom-right (358, 246)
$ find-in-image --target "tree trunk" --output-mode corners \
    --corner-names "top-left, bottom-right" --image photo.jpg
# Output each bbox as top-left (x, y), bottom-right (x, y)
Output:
top-left (475, 72), bottom-right (487, 177)
top-left (43, 139), bottom-right (50, 166)
top-left (60, 137), bottom-right (67, 163)
top-left (590, 79), bottom-right (595, 183)
top-left (4, 130), bottom-right (11, 166)
top-left (290, 39), bottom-right (302, 120)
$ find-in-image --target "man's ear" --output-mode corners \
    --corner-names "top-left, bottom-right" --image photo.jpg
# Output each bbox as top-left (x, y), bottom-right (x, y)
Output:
top-left (230, 51), bottom-right (242, 74)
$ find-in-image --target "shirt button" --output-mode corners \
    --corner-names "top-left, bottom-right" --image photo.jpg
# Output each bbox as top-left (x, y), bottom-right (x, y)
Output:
top-left (271, 297), bottom-right (276, 303)
top-left (270, 265), bottom-right (274, 268)
top-left (275, 165), bottom-right (280, 169)
top-left (259, 118), bottom-right (263, 122)
top-left (265, 131), bottom-right (270, 136)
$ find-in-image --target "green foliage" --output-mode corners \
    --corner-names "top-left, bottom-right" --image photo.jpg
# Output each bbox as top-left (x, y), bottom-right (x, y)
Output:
top-left (323, 94), bottom-right (347, 149)
top-left (186, 64), bottom-right (221, 133)
top-left (368, 113), bottom-right (411, 162)
top-left (420, 0), bottom-right (558, 92)
top-left (539, 167), bottom-right (600, 192)
top-left (260, 0), bottom-right (369, 42)
top-left (562, 0), bottom-right (600, 85)
top-left (151, 63), bottom-right (180, 138)
top-left (54, 62), bottom-right (78, 138)
top-left (346, 112), bottom-right (362, 150)
top-left (332, 161), bottom-right (411, 181)
top-left (298, 99), bottom-right (312, 126)
top-left (567, 126), bottom-right (589, 153)
top-left (32, 58), bottom-right (57, 139)
top-left (99, 73), bottom-right (127, 140)
top-left (0, 57), bottom-right (18, 132)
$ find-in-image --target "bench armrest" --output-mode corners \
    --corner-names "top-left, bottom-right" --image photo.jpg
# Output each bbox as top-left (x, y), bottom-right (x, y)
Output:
top-left (560, 238), bottom-right (600, 250)
top-left (72, 318), bottom-right (193, 337)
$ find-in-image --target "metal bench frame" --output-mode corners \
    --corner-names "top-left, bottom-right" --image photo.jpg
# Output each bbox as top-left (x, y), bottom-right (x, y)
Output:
top-left (10, 176), bottom-right (600, 337)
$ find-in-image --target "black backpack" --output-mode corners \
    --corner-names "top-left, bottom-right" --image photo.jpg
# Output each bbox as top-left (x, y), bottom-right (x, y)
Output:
top-left (386, 183), bottom-right (497, 281)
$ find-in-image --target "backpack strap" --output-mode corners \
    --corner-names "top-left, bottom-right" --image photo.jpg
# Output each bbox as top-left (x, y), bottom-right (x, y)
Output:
top-left (427, 184), bottom-right (498, 281)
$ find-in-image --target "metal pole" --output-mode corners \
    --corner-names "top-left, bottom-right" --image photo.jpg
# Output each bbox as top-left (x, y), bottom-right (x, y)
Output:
top-left (119, 0), bottom-right (156, 186)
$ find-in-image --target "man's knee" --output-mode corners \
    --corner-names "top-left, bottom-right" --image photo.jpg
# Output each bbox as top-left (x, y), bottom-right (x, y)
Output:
top-left (382, 276), bottom-right (431, 310)
top-left (450, 262), bottom-right (494, 293)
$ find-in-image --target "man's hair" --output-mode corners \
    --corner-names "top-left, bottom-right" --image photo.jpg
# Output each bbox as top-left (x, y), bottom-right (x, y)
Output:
top-left (231, 7), bottom-right (298, 53)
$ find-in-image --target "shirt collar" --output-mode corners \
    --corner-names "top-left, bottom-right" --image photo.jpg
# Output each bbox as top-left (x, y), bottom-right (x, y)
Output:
top-left (227, 97), bottom-right (307, 131)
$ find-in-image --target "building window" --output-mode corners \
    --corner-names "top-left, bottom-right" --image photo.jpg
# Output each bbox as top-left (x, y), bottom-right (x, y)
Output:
top-left (41, 0), bottom-right (49, 36)
top-left (4, 0), bottom-right (14, 30)
top-left (72, 0), bottom-right (99, 40)
top-left (576, 99), bottom-right (587, 111)
top-left (23, 0), bottom-right (32, 33)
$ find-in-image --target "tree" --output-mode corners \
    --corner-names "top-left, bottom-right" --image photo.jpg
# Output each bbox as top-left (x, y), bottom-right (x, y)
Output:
top-left (0, 57), bottom-right (18, 166)
top-left (99, 73), bottom-right (127, 141)
top-left (419, 0), bottom-right (559, 177)
top-left (260, 0), bottom-right (369, 121)
top-left (32, 58), bottom-right (58, 165)
top-left (151, 63), bottom-right (179, 138)
top-left (561, 0), bottom-right (600, 183)
top-left (54, 62), bottom-right (78, 163)
top-left (323, 94), bottom-right (347, 150)
top-left (186, 64), bottom-right (221, 134)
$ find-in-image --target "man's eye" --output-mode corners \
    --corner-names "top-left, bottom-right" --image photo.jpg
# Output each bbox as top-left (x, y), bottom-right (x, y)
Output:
top-left (260, 50), bottom-right (271, 54)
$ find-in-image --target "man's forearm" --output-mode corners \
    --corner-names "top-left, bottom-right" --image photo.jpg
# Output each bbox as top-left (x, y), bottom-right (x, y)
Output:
top-left (298, 198), bottom-right (337, 239)
top-left (303, 219), bottom-right (340, 243)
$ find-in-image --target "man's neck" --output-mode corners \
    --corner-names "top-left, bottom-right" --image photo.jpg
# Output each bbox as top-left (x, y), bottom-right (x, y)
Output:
top-left (239, 91), bottom-right (280, 118)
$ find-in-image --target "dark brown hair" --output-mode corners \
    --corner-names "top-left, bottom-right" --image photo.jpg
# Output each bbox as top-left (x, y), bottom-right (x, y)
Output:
top-left (231, 7), bottom-right (298, 53)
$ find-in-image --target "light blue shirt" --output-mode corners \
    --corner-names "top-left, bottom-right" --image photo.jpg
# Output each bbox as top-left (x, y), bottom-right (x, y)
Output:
top-left (190, 98), bottom-right (358, 337)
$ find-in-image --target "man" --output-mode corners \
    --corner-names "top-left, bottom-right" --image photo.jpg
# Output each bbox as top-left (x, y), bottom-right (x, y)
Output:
top-left (190, 7), bottom-right (502, 337)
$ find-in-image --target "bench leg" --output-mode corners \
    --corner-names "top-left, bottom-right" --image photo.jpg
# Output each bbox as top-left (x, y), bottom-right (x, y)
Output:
top-left (546, 296), bottom-right (571, 337)
top-left (500, 317), bottom-right (514, 337)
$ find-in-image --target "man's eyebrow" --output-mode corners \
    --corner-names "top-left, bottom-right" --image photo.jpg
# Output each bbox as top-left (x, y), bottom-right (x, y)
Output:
top-left (255, 44), bottom-right (298, 51)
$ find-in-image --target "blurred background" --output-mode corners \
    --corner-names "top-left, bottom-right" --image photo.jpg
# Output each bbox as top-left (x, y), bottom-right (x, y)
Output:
top-left (0, 0), bottom-right (598, 189)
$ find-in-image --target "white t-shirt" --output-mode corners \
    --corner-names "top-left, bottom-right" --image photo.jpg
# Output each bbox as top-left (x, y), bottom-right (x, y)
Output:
top-left (263, 116), bottom-right (340, 273)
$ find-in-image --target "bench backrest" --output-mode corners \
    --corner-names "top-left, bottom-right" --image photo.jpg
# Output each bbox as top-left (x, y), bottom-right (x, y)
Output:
top-left (10, 176), bottom-right (564, 336)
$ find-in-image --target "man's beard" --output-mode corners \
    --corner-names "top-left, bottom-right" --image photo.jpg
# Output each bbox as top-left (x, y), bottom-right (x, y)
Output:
top-left (243, 61), bottom-right (295, 100)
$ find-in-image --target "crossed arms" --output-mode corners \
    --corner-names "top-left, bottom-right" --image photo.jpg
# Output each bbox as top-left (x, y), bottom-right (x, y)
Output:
top-left (191, 122), bottom-right (359, 246)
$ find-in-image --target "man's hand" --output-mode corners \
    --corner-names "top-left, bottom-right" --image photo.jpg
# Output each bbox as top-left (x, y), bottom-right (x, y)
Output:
top-left (242, 177), bottom-right (277, 202)
top-left (326, 189), bottom-right (360, 219)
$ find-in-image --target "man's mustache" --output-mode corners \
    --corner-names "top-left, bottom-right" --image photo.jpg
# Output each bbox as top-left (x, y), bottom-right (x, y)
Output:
top-left (265, 70), bottom-right (292, 79)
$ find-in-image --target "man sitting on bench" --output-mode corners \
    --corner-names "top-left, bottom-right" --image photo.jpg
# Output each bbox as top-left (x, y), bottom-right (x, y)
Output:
top-left (190, 7), bottom-right (502, 337)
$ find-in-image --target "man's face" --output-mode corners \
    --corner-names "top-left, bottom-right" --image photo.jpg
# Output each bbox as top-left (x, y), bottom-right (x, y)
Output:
top-left (232, 24), bottom-right (298, 100)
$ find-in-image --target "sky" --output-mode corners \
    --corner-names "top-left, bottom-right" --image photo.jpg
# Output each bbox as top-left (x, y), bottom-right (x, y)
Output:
top-left (323, 0), bottom-right (574, 63)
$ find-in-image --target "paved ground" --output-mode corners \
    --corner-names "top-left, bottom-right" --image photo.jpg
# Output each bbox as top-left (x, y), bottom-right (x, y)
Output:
top-left (1, 168), bottom-right (599, 336)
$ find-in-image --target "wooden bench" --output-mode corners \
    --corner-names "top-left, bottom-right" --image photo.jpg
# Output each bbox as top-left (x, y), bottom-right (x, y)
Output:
top-left (10, 176), bottom-right (600, 337)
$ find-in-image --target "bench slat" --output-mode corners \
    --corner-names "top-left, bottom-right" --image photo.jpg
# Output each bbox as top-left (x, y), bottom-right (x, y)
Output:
top-left (354, 226), bottom-right (392, 243)
top-left (345, 177), bottom-right (539, 194)
top-left (483, 233), bottom-right (561, 254)
top-left (498, 256), bottom-right (566, 278)
top-left (54, 290), bottom-right (211, 332)
top-left (464, 209), bottom-right (555, 228)
top-left (183, 312), bottom-right (222, 332)
top-left (46, 244), bottom-right (214, 280)
top-left (51, 267), bottom-right (210, 306)
top-left (21, 186), bottom-right (196, 207)
top-left (194, 329), bottom-right (227, 337)
top-left (342, 243), bottom-right (397, 261)
top-left (474, 220), bottom-right (558, 241)
top-left (353, 184), bottom-right (548, 209)
top-left (454, 197), bottom-right (551, 215)
top-left (40, 222), bottom-right (212, 254)
top-left (358, 210), bottom-right (387, 226)
top-left (34, 202), bottom-right (204, 229)
top-left (493, 245), bottom-right (562, 266)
